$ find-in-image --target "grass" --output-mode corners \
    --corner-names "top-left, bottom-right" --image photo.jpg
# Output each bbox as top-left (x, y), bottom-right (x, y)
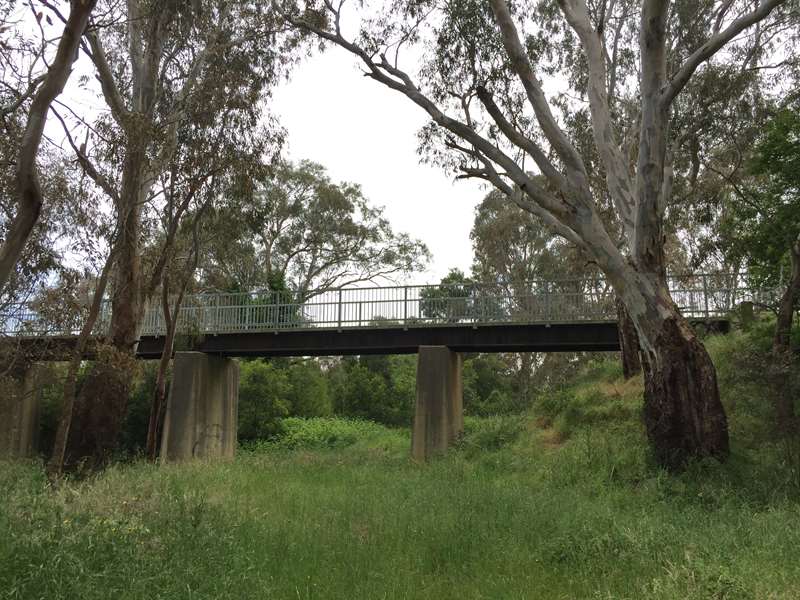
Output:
top-left (2, 326), bottom-right (800, 599)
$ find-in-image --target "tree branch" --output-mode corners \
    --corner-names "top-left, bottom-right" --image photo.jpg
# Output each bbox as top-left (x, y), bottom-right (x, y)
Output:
top-left (84, 28), bottom-right (128, 124)
top-left (50, 107), bottom-right (120, 204)
top-left (0, 0), bottom-right (98, 294)
top-left (557, 0), bottom-right (635, 234)
top-left (662, 0), bottom-right (788, 107)
top-left (487, 0), bottom-right (589, 177)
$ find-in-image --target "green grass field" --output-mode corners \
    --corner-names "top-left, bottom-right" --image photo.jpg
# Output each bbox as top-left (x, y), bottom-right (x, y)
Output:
top-left (2, 328), bottom-right (800, 599)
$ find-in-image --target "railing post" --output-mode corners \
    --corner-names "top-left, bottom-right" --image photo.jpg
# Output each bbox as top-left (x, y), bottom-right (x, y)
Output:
top-left (337, 289), bottom-right (343, 328)
top-left (702, 274), bottom-right (710, 319)
top-left (404, 286), bottom-right (408, 324)
top-left (544, 281), bottom-right (550, 321)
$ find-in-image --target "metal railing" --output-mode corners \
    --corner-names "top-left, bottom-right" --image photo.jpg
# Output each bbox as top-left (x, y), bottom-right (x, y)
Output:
top-left (0, 273), bottom-right (774, 338)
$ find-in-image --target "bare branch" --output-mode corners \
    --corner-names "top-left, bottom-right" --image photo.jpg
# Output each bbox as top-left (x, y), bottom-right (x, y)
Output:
top-left (0, 73), bottom-right (47, 117)
top-left (50, 107), bottom-right (120, 204)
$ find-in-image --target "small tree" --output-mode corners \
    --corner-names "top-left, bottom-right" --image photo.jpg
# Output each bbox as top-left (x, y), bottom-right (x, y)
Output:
top-left (748, 107), bottom-right (800, 356)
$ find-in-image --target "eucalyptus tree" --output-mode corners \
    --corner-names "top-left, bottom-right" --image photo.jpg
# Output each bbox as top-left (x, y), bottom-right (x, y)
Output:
top-left (0, 0), bottom-right (97, 294)
top-left (55, 0), bottom-right (291, 464)
top-left (284, 0), bottom-right (794, 466)
top-left (471, 189), bottom-right (602, 397)
top-left (200, 160), bottom-right (430, 298)
top-left (141, 103), bottom-right (270, 462)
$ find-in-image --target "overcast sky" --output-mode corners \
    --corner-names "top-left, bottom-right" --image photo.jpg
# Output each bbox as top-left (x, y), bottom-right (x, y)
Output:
top-left (270, 46), bottom-right (487, 283)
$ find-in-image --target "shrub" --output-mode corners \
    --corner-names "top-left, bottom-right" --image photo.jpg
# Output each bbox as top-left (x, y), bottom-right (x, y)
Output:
top-left (285, 359), bottom-right (332, 418)
top-left (238, 360), bottom-right (292, 441)
top-left (458, 415), bottom-right (524, 453)
top-left (329, 357), bottom-right (413, 426)
top-left (249, 417), bottom-right (391, 450)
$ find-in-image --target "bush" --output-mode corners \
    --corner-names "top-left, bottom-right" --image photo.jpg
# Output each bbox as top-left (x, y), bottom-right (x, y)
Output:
top-left (329, 357), bottom-right (413, 426)
top-left (120, 362), bottom-right (160, 458)
top-left (285, 359), bottom-right (332, 418)
top-left (249, 417), bottom-right (391, 450)
top-left (463, 355), bottom-right (516, 416)
top-left (238, 360), bottom-right (292, 441)
top-left (458, 416), bottom-right (524, 453)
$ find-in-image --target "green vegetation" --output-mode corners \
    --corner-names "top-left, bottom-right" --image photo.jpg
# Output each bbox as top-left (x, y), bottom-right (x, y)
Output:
top-left (2, 325), bottom-right (799, 599)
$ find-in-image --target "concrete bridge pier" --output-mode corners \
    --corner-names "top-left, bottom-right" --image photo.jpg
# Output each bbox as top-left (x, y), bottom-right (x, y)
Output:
top-left (160, 352), bottom-right (239, 462)
top-left (0, 363), bottom-right (43, 458)
top-left (412, 346), bottom-right (464, 461)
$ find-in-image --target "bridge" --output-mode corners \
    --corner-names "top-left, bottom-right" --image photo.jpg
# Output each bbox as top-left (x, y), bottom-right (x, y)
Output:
top-left (1, 273), bottom-right (760, 357)
top-left (0, 273), bottom-right (765, 462)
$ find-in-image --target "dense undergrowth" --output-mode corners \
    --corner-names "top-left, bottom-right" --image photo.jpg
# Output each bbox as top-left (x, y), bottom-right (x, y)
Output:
top-left (2, 323), bottom-right (799, 599)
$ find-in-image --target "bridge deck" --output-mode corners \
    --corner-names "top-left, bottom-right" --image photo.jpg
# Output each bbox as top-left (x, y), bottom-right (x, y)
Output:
top-left (3, 319), bottom-right (732, 360)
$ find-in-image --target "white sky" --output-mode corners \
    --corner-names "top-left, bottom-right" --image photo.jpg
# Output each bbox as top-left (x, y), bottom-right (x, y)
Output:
top-left (270, 46), bottom-right (487, 283)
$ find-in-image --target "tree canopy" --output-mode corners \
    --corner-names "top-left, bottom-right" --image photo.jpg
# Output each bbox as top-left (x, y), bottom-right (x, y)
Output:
top-left (200, 160), bottom-right (430, 297)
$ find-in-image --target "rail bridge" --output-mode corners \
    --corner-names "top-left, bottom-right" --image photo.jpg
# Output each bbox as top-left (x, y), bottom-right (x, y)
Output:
top-left (0, 274), bottom-right (763, 462)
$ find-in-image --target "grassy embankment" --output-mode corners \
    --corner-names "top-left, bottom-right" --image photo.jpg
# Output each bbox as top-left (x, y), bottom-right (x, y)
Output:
top-left (2, 322), bottom-right (799, 599)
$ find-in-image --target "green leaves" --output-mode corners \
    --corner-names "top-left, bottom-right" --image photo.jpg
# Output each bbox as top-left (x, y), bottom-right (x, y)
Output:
top-left (201, 160), bottom-right (429, 294)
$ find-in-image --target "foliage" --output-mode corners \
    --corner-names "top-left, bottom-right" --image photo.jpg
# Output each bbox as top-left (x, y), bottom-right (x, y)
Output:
top-left (458, 415), bottom-right (523, 454)
top-left (200, 160), bottom-right (430, 296)
top-left (716, 105), bottom-right (800, 287)
top-left (471, 189), bottom-right (591, 285)
top-left (328, 355), bottom-right (414, 427)
top-left (120, 363), bottom-right (159, 458)
top-left (248, 416), bottom-right (395, 451)
top-left (418, 268), bottom-right (475, 321)
top-left (284, 359), bottom-right (332, 418)
top-left (462, 354), bottom-right (515, 416)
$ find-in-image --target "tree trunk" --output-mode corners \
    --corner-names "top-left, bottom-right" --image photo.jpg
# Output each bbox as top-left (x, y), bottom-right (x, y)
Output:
top-left (48, 249), bottom-right (114, 476)
top-left (773, 237), bottom-right (800, 355)
top-left (145, 350), bottom-right (170, 461)
top-left (145, 284), bottom-right (180, 461)
top-left (616, 296), bottom-right (642, 379)
top-left (633, 296), bottom-right (729, 469)
top-left (63, 142), bottom-right (148, 467)
top-left (0, 2), bottom-right (97, 293)
top-left (145, 206), bottom-right (205, 461)
top-left (771, 236), bottom-right (800, 431)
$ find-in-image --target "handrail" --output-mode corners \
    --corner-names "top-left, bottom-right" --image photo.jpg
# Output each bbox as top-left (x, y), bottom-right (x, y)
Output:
top-left (0, 273), bottom-right (775, 337)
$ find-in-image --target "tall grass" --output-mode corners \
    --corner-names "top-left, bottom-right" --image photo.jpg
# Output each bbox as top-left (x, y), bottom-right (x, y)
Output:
top-left (1, 325), bottom-right (799, 599)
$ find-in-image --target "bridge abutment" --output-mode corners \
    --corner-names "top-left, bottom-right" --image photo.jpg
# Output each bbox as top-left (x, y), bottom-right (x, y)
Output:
top-left (0, 363), bottom-right (43, 458)
top-left (160, 352), bottom-right (238, 462)
top-left (412, 346), bottom-right (464, 461)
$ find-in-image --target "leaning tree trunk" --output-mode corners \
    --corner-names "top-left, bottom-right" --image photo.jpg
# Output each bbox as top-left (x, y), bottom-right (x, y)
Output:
top-left (0, 1), bottom-right (97, 293)
top-left (48, 249), bottom-right (115, 476)
top-left (616, 296), bottom-right (642, 379)
top-left (626, 280), bottom-right (729, 469)
top-left (145, 289), bottom-right (175, 462)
